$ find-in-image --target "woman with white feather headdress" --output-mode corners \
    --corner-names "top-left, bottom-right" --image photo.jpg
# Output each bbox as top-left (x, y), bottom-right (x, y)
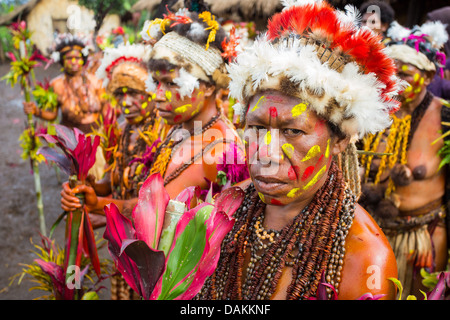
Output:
top-left (196, 0), bottom-right (402, 300)
top-left (359, 19), bottom-right (449, 299)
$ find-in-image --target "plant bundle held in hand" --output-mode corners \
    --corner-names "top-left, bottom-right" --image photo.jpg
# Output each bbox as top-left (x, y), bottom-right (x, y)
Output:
top-left (38, 124), bottom-right (102, 294)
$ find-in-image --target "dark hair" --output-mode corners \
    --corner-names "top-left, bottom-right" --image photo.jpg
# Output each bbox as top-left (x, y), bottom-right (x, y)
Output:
top-left (148, 58), bottom-right (178, 73)
top-left (328, 120), bottom-right (347, 141)
top-left (360, 1), bottom-right (395, 26)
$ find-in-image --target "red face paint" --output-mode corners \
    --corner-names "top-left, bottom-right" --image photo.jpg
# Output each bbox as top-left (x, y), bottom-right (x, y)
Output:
top-left (269, 106), bottom-right (278, 117)
top-left (314, 119), bottom-right (325, 136)
top-left (174, 115), bottom-right (182, 123)
top-left (301, 166), bottom-right (315, 181)
top-left (316, 154), bottom-right (324, 166)
top-left (270, 198), bottom-right (283, 206)
top-left (288, 166), bottom-right (300, 180)
top-left (175, 92), bottom-right (181, 100)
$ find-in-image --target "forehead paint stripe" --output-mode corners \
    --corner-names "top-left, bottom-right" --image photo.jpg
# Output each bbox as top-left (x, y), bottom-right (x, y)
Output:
top-left (174, 104), bottom-right (192, 113)
top-left (292, 103), bottom-right (308, 118)
top-left (302, 145), bottom-right (321, 162)
top-left (287, 188), bottom-right (300, 198)
top-left (269, 106), bottom-right (278, 117)
top-left (303, 165), bottom-right (327, 191)
top-left (282, 143), bottom-right (294, 159)
top-left (250, 96), bottom-right (266, 113)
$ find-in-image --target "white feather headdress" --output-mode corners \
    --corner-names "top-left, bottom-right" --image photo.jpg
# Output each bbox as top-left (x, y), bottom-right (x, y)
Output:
top-left (96, 42), bottom-right (152, 88)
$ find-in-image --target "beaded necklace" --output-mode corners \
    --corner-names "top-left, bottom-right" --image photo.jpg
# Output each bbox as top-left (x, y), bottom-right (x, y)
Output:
top-left (112, 114), bottom-right (157, 199)
top-left (149, 110), bottom-right (223, 185)
top-left (196, 161), bottom-right (356, 300)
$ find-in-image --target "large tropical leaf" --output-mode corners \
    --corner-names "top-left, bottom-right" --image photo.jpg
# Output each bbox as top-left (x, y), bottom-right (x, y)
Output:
top-left (132, 174), bottom-right (170, 249)
top-left (37, 146), bottom-right (73, 175)
top-left (154, 204), bottom-right (213, 300)
top-left (103, 203), bottom-right (142, 295)
top-left (121, 239), bottom-right (166, 300)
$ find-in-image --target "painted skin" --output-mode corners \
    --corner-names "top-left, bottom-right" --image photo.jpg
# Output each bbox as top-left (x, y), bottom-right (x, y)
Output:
top-left (238, 90), bottom-right (397, 300)
top-left (151, 69), bottom-right (208, 126)
top-left (114, 86), bottom-right (155, 125)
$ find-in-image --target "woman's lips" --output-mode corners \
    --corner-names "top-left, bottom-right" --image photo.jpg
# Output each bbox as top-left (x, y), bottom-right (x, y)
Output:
top-left (253, 175), bottom-right (287, 194)
top-left (157, 108), bottom-right (173, 118)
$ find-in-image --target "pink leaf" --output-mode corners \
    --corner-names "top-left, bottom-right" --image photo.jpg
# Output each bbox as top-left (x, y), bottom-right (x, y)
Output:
top-left (132, 174), bottom-right (170, 249)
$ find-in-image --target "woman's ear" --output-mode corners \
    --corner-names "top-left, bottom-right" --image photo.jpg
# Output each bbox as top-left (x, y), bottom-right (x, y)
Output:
top-left (203, 82), bottom-right (216, 98)
top-left (424, 70), bottom-right (436, 86)
top-left (331, 135), bottom-right (351, 156)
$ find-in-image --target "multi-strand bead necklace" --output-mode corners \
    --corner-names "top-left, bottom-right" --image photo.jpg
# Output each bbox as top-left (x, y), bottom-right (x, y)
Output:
top-left (196, 161), bottom-right (356, 300)
top-left (149, 110), bottom-right (223, 185)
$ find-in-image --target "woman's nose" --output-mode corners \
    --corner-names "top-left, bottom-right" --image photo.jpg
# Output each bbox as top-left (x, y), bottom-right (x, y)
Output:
top-left (154, 84), bottom-right (167, 102)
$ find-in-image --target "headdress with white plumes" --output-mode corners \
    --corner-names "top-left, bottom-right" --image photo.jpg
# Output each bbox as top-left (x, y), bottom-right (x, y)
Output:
top-left (229, 0), bottom-right (404, 139)
top-left (386, 20), bottom-right (448, 76)
top-left (51, 33), bottom-right (89, 63)
top-left (96, 42), bottom-right (152, 88)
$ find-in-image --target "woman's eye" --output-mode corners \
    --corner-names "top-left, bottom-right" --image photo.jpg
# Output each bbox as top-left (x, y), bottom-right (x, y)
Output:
top-left (283, 128), bottom-right (303, 136)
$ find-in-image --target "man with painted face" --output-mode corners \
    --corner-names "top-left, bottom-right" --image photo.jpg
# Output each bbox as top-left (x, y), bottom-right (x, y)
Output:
top-left (197, 0), bottom-right (401, 300)
top-left (23, 34), bottom-right (107, 134)
top-left (359, 21), bottom-right (449, 298)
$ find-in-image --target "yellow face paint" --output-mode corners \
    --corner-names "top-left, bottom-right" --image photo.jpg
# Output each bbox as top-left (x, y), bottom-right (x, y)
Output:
top-left (292, 103), bottom-right (308, 118)
top-left (165, 91), bottom-right (172, 101)
top-left (174, 104), bottom-right (192, 113)
top-left (71, 58), bottom-right (76, 63)
top-left (122, 101), bottom-right (127, 107)
top-left (405, 86), bottom-right (413, 93)
top-left (141, 102), bottom-right (148, 109)
top-left (264, 131), bottom-right (272, 145)
top-left (325, 139), bottom-right (330, 158)
top-left (250, 96), bottom-right (266, 113)
top-left (287, 188), bottom-right (300, 198)
top-left (413, 73), bottom-right (420, 83)
top-left (258, 192), bottom-right (265, 202)
top-left (78, 60), bottom-right (84, 65)
top-left (303, 165), bottom-right (327, 191)
top-left (282, 143), bottom-right (295, 159)
top-left (302, 145), bottom-right (321, 162)
top-left (124, 108), bottom-right (130, 114)
top-left (401, 65), bottom-right (409, 72)
top-left (152, 93), bottom-right (156, 100)
top-left (122, 87), bottom-right (128, 93)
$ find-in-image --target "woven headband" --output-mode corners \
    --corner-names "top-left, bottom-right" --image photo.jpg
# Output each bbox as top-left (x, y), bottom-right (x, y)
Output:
top-left (152, 32), bottom-right (223, 80)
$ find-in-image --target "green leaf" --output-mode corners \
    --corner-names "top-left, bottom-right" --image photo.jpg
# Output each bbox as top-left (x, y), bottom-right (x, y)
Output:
top-left (388, 277), bottom-right (403, 300)
top-left (81, 291), bottom-right (99, 300)
top-left (158, 205), bottom-right (213, 300)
